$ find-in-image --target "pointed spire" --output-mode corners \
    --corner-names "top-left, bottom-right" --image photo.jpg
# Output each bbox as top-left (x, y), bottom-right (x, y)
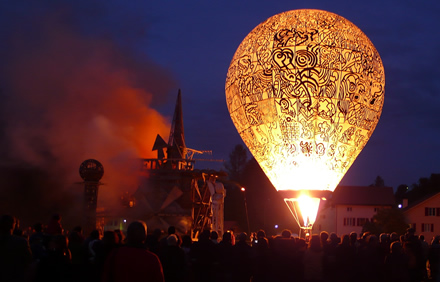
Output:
top-left (167, 89), bottom-right (186, 159)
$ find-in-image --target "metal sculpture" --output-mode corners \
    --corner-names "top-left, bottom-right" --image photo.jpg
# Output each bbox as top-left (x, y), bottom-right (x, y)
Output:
top-left (79, 159), bottom-right (104, 233)
top-left (225, 9), bottom-right (384, 233)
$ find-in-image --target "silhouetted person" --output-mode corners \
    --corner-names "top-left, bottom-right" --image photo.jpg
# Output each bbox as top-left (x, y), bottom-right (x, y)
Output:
top-left (114, 229), bottom-right (125, 245)
top-left (384, 241), bottom-right (410, 282)
top-left (336, 234), bottom-right (356, 282)
top-left (252, 230), bottom-right (271, 282)
top-left (217, 231), bottom-right (235, 281)
top-left (323, 232), bottom-right (339, 282)
top-left (146, 228), bottom-right (163, 255)
top-left (159, 234), bottom-right (186, 282)
top-left (0, 214), bottom-right (33, 282)
top-left (68, 226), bottom-right (86, 282)
top-left (84, 229), bottom-right (101, 264)
top-left (101, 220), bottom-right (164, 282)
top-left (29, 222), bottom-right (46, 261)
top-left (160, 226), bottom-right (179, 248)
top-left (34, 234), bottom-right (73, 282)
top-left (12, 218), bottom-right (24, 237)
top-left (429, 236), bottom-right (440, 281)
top-left (420, 234), bottom-right (429, 280)
top-left (93, 230), bottom-right (119, 279)
top-left (303, 234), bottom-right (324, 282)
top-left (232, 232), bottom-right (253, 282)
top-left (358, 234), bottom-right (383, 282)
top-left (181, 235), bottom-right (193, 281)
top-left (210, 230), bottom-right (219, 244)
top-left (403, 228), bottom-right (424, 282)
top-left (46, 213), bottom-right (63, 235)
top-left (271, 229), bottom-right (296, 281)
top-left (190, 229), bottom-right (219, 282)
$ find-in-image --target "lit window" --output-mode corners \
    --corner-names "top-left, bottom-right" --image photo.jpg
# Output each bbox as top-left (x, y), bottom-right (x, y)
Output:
top-left (425, 207), bottom-right (437, 216)
top-left (422, 223), bottom-right (434, 232)
top-left (343, 218), bottom-right (356, 226)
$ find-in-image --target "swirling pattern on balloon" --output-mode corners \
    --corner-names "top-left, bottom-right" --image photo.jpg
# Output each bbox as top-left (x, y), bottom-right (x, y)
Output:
top-left (225, 9), bottom-right (384, 192)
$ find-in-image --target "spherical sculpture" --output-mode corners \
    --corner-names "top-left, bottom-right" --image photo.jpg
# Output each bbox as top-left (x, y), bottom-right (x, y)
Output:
top-left (225, 9), bottom-right (384, 227)
top-left (79, 159), bottom-right (104, 182)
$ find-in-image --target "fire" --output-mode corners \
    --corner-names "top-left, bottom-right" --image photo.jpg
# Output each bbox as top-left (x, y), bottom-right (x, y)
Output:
top-left (284, 193), bottom-right (321, 228)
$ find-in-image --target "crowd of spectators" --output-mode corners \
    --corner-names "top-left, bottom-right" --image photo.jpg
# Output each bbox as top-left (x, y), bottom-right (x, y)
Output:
top-left (1, 213), bottom-right (440, 282)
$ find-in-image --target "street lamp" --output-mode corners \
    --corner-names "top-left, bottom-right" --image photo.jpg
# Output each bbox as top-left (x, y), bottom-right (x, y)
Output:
top-left (241, 187), bottom-right (251, 235)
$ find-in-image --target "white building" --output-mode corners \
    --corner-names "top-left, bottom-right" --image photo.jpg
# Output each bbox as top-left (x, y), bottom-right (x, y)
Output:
top-left (314, 186), bottom-right (395, 236)
top-left (403, 192), bottom-right (440, 241)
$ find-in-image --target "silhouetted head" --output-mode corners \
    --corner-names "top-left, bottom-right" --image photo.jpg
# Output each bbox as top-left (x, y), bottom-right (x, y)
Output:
top-left (390, 232), bottom-right (399, 242)
top-left (114, 229), bottom-right (125, 243)
top-left (199, 229), bottom-right (211, 241)
top-left (103, 231), bottom-right (118, 245)
top-left (367, 235), bottom-right (378, 246)
top-left (296, 238), bottom-right (307, 250)
top-left (379, 233), bottom-right (388, 243)
top-left (281, 229), bottom-right (291, 238)
top-left (210, 231), bottom-right (219, 241)
top-left (222, 231), bottom-right (233, 244)
top-left (167, 226), bottom-right (176, 235)
top-left (349, 232), bottom-right (357, 243)
top-left (308, 234), bottom-right (322, 252)
top-left (126, 221), bottom-right (147, 245)
top-left (329, 232), bottom-right (339, 243)
top-left (341, 234), bottom-right (350, 246)
top-left (237, 232), bottom-right (247, 242)
top-left (320, 231), bottom-right (329, 243)
top-left (390, 241), bottom-right (402, 254)
top-left (89, 229), bottom-right (101, 240)
top-left (257, 229), bottom-right (266, 239)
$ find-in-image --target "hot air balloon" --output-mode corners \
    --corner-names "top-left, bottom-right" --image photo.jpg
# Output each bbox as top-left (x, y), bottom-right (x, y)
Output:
top-left (225, 9), bottom-right (384, 235)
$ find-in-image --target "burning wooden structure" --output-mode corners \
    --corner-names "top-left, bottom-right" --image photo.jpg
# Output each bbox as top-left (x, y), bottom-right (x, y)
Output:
top-left (100, 90), bottom-right (224, 239)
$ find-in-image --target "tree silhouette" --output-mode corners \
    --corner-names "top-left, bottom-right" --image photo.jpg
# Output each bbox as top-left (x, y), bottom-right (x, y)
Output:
top-left (224, 144), bottom-right (248, 182)
top-left (362, 207), bottom-right (408, 236)
top-left (403, 173), bottom-right (440, 204)
top-left (370, 175), bottom-right (385, 187)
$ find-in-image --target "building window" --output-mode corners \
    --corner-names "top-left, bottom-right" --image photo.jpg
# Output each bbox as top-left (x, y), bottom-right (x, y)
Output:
top-left (343, 218), bottom-right (356, 226)
top-left (347, 207), bottom-right (352, 212)
top-left (422, 223), bottom-right (434, 232)
top-left (374, 207), bottom-right (378, 212)
top-left (425, 207), bottom-right (440, 216)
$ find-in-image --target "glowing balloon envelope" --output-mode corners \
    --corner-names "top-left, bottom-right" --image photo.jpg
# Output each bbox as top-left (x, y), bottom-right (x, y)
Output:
top-left (225, 9), bottom-right (384, 230)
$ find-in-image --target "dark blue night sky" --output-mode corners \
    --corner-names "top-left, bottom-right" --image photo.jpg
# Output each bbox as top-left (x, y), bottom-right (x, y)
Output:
top-left (1, 0), bottom-right (440, 191)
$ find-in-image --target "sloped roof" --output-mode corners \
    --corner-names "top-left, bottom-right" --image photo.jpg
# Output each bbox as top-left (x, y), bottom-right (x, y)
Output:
top-left (402, 191), bottom-right (440, 212)
top-left (152, 134), bottom-right (168, 151)
top-left (331, 185), bottom-right (395, 206)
